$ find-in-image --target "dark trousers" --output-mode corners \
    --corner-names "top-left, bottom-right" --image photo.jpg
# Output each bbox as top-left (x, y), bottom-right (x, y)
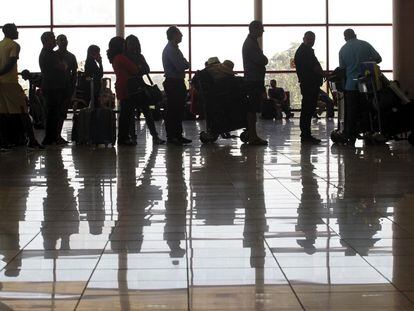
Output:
top-left (163, 78), bottom-right (186, 139)
top-left (344, 90), bottom-right (370, 139)
top-left (130, 92), bottom-right (158, 139)
top-left (118, 98), bottom-right (135, 141)
top-left (300, 86), bottom-right (319, 137)
top-left (43, 89), bottom-right (65, 143)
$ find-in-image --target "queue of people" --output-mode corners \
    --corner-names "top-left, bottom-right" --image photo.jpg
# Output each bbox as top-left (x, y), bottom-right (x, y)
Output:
top-left (0, 21), bottom-right (382, 150)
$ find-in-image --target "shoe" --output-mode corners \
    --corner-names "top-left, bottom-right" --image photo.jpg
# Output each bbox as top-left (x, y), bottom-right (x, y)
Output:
top-left (56, 137), bottom-right (68, 145)
top-left (167, 138), bottom-right (184, 146)
top-left (153, 136), bottom-right (166, 145)
top-left (285, 113), bottom-right (294, 119)
top-left (27, 141), bottom-right (45, 150)
top-left (248, 138), bottom-right (268, 146)
top-left (41, 139), bottom-right (55, 145)
top-left (179, 137), bottom-right (192, 144)
top-left (118, 139), bottom-right (135, 146)
top-left (301, 136), bottom-right (321, 144)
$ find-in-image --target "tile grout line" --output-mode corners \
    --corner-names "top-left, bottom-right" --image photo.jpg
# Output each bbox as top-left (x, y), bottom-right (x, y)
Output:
top-left (270, 144), bottom-right (414, 306)
top-left (73, 239), bottom-right (112, 310)
top-left (0, 231), bottom-right (41, 273)
top-left (263, 238), bottom-right (306, 311)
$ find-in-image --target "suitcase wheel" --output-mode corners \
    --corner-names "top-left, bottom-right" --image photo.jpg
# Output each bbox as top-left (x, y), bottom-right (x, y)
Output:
top-left (200, 131), bottom-right (218, 143)
top-left (240, 131), bottom-right (249, 143)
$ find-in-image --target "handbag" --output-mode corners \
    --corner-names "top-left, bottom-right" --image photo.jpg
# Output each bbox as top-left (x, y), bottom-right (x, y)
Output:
top-left (143, 74), bottom-right (163, 106)
top-left (127, 75), bottom-right (146, 98)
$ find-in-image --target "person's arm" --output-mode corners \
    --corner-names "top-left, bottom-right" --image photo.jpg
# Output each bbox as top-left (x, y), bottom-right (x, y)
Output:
top-left (97, 59), bottom-right (104, 79)
top-left (245, 40), bottom-right (268, 67)
top-left (138, 54), bottom-right (150, 75)
top-left (367, 42), bottom-right (382, 64)
top-left (339, 49), bottom-right (346, 69)
top-left (0, 43), bottom-right (20, 75)
top-left (166, 45), bottom-right (189, 72)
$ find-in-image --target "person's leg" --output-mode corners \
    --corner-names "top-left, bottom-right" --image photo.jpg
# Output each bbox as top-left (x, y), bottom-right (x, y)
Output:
top-left (0, 114), bottom-right (8, 148)
top-left (344, 91), bottom-right (359, 140)
top-left (300, 87), bottom-right (319, 140)
top-left (20, 113), bottom-right (43, 148)
top-left (175, 81), bottom-right (187, 140)
top-left (43, 90), bottom-right (60, 144)
top-left (163, 79), bottom-right (176, 141)
top-left (118, 99), bottom-right (134, 144)
top-left (140, 101), bottom-right (165, 144)
top-left (164, 79), bottom-right (188, 143)
top-left (56, 94), bottom-right (70, 144)
top-left (246, 82), bottom-right (267, 145)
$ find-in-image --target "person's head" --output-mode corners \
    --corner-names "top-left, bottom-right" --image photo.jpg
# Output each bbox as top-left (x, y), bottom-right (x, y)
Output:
top-left (2, 23), bottom-right (18, 40)
top-left (303, 31), bottom-right (316, 47)
top-left (222, 60), bottom-right (234, 70)
top-left (166, 26), bottom-right (182, 44)
top-left (87, 44), bottom-right (101, 60)
top-left (125, 34), bottom-right (141, 54)
top-left (249, 20), bottom-right (264, 39)
top-left (221, 59), bottom-right (235, 75)
top-left (40, 31), bottom-right (56, 49)
top-left (270, 79), bottom-right (277, 88)
top-left (107, 36), bottom-right (125, 63)
top-left (205, 56), bottom-right (220, 68)
top-left (56, 34), bottom-right (68, 50)
top-left (344, 28), bottom-right (357, 42)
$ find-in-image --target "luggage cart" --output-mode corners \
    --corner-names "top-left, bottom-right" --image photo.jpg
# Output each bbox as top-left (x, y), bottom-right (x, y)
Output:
top-left (192, 70), bottom-right (249, 144)
top-left (358, 62), bottom-right (414, 145)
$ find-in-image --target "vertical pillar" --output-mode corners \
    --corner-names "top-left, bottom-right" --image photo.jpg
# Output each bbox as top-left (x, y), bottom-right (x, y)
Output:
top-left (116, 0), bottom-right (125, 38)
top-left (254, 0), bottom-right (263, 48)
top-left (393, 0), bottom-right (414, 98)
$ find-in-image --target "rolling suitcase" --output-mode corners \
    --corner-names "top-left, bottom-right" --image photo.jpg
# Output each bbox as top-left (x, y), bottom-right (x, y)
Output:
top-left (72, 78), bottom-right (93, 144)
top-left (90, 108), bottom-right (116, 146)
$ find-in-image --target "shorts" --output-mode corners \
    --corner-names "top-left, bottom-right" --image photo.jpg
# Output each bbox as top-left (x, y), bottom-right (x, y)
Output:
top-left (245, 81), bottom-right (265, 113)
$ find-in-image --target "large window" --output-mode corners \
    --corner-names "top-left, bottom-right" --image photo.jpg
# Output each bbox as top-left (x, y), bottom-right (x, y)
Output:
top-left (3, 0), bottom-right (392, 108)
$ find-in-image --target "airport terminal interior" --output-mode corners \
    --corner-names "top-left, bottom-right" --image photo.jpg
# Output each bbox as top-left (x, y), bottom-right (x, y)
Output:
top-left (1, 0), bottom-right (414, 310)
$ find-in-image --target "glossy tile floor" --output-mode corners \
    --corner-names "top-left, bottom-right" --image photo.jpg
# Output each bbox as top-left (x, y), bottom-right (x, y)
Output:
top-left (1, 117), bottom-right (414, 310)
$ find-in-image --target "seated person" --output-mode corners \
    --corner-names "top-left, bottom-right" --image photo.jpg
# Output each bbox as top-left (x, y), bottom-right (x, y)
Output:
top-left (267, 79), bottom-right (294, 119)
top-left (315, 89), bottom-right (334, 119)
top-left (205, 57), bottom-right (236, 80)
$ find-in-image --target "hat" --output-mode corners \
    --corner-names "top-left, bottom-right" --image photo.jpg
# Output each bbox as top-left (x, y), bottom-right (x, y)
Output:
top-left (220, 60), bottom-right (235, 75)
top-left (206, 56), bottom-right (220, 66)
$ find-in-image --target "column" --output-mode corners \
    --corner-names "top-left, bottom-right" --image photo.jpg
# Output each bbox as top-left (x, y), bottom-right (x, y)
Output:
top-left (254, 0), bottom-right (263, 48)
top-left (393, 0), bottom-right (414, 98)
top-left (116, 0), bottom-right (125, 38)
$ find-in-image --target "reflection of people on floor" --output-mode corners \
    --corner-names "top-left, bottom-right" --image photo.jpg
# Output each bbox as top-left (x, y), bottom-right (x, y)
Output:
top-left (193, 145), bottom-right (236, 226)
top-left (313, 89), bottom-right (334, 119)
top-left (164, 146), bottom-right (187, 262)
top-left (0, 151), bottom-right (41, 276)
top-left (72, 147), bottom-right (116, 235)
top-left (42, 149), bottom-right (79, 255)
top-left (296, 144), bottom-right (324, 254)
top-left (335, 146), bottom-right (383, 256)
top-left (240, 145), bottom-right (268, 308)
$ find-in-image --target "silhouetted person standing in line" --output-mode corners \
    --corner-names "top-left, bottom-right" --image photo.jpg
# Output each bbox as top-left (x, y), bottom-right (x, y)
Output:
top-left (294, 31), bottom-right (324, 144)
top-left (162, 26), bottom-right (191, 146)
top-left (84, 45), bottom-right (104, 107)
top-left (242, 20), bottom-right (268, 145)
top-left (39, 31), bottom-right (66, 145)
top-left (339, 28), bottom-right (382, 145)
top-left (56, 34), bottom-right (77, 144)
top-left (125, 34), bottom-right (165, 145)
top-left (0, 23), bottom-right (42, 149)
